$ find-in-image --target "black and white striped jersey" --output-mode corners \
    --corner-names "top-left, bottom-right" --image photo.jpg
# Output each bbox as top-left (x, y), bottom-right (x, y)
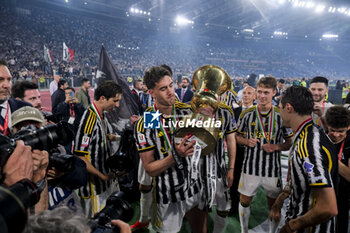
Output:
top-left (74, 106), bottom-right (112, 197)
top-left (220, 89), bottom-right (239, 110)
top-left (237, 105), bottom-right (293, 177)
top-left (211, 103), bottom-right (237, 176)
top-left (134, 102), bottom-right (200, 204)
top-left (286, 120), bottom-right (337, 233)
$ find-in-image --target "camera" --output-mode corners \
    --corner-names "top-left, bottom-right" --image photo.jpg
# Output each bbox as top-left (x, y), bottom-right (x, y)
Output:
top-left (0, 179), bottom-right (41, 233)
top-left (89, 191), bottom-right (134, 233)
top-left (0, 122), bottom-right (74, 168)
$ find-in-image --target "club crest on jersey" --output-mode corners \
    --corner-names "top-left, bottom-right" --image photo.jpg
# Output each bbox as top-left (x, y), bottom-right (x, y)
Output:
top-left (303, 161), bottom-right (314, 173)
top-left (81, 136), bottom-right (90, 147)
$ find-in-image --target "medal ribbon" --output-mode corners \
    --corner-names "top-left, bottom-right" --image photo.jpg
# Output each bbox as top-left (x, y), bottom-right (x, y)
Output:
top-left (91, 103), bottom-right (107, 150)
top-left (287, 117), bottom-right (313, 182)
top-left (153, 104), bottom-right (177, 152)
top-left (255, 104), bottom-right (275, 143)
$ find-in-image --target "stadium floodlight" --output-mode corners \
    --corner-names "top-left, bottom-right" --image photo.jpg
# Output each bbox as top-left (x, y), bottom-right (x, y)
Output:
top-left (315, 4), bottom-right (325, 13)
top-left (140, 10), bottom-right (143, 14)
top-left (305, 2), bottom-right (315, 8)
top-left (243, 28), bottom-right (254, 33)
top-left (130, 8), bottom-right (135, 13)
top-left (144, 11), bottom-right (147, 15)
top-left (148, 12), bottom-right (151, 15)
top-left (65, 0), bottom-right (69, 3)
top-left (135, 9), bottom-right (139, 13)
top-left (338, 8), bottom-right (346, 13)
top-left (322, 34), bottom-right (339, 38)
top-left (278, 0), bottom-right (286, 5)
top-left (175, 16), bottom-right (194, 26)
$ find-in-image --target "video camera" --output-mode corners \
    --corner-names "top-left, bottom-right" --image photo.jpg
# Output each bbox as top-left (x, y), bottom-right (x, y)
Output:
top-left (0, 122), bottom-right (74, 170)
top-left (89, 191), bottom-right (133, 233)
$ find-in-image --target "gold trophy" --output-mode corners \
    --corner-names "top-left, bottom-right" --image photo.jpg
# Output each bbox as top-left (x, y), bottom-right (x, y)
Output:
top-left (175, 65), bottom-right (231, 155)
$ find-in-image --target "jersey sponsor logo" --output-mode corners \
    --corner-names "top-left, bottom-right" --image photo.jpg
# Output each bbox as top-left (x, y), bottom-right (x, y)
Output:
top-left (303, 161), bottom-right (314, 173)
top-left (138, 133), bottom-right (147, 146)
top-left (144, 111), bottom-right (161, 129)
top-left (81, 136), bottom-right (90, 147)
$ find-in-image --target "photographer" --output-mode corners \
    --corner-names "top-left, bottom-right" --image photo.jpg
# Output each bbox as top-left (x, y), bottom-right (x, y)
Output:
top-left (0, 140), bottom-right (48, 233)
top-left (11, 106), bottom-right (87, 213)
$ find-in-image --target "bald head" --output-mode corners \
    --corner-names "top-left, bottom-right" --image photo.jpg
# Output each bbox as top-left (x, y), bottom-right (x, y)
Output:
top-left (242, 86), bottom-right (255, 107)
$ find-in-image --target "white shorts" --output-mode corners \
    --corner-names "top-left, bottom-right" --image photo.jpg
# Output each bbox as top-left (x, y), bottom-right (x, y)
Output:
top-left (238, 173), bottom-right (282, 199)
top-left (212, 177), bottom-right (231, 211)
top-left (81, 180), bottom-right (119, 218)
top-left (151, 192), bottom-right (200, 233)
top-left (138, 159), bottom-right (152, 186)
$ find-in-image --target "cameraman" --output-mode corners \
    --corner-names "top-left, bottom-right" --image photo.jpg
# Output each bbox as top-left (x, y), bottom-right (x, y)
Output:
top-left (11, 106), bottom-right (87, 213)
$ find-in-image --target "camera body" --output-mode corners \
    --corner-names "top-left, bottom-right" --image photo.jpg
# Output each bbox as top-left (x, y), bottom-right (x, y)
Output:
top-left (89, 191), bottom-right (133, 233)
top-left (0, 122), bottom-right (74, 169)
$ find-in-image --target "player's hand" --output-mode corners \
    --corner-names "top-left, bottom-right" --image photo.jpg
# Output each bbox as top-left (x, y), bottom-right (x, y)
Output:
top-left (226, 169), bottom-right (234, 188)
top-left (130, 115), bottom-right (139, 125)
top-left (269, 203), bottom-right (282, 223)
top-left (246, 138), bottom-right (260, 148)
top-left (102, 172), bottom-right (116, 181)
top-left (262, 143), bottom-right (277, 153)
top-left (111, 219), bottom-right (131, 233)
top-left (175, 135), bottom-right (196, 157)
top-left (279, 222), bottom-right (296, 233)
top-left (313, 102), bottom-right (323, 117)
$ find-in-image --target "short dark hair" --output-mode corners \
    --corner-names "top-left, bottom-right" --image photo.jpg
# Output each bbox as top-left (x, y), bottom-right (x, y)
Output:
top-left (12, 80), bottom-right (38, 99)
top-left (65, 87), bottom-right (75, 93)
top-left (160, 64), bottom-right (173, 76)
top-left (310, 76), bottom-right (328, 87)
top-left (81, 78), bottom-right (90, 85)
top-left (58, 79), bottom-right (67, 88)
top-left (325, 106), bottom-right (350, 128)
top-left (94, 80), bottom-right (122, 101)
top-left (182, 77), bottom-right (190, 83)
top-left (0, 59), bottom-right (8, 66)
top-left (133, 79), bottom-right (142, 87)
top-left (278, 79), bottom-right (285, 84)
top-left (281, 86), bottom-right (314, 116)
top-left (256, 76), bottom-right (277, 90)
top-left (143, 66), bottom-right (172, 90)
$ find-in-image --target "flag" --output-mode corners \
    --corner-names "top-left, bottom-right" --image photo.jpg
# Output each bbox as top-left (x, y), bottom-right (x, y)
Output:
top-left (63, 42), bottom-right (74, 61)
top-left (96, 45), bottom-right (139, 122)
top-left (44, 45), bottom-right (53, 63)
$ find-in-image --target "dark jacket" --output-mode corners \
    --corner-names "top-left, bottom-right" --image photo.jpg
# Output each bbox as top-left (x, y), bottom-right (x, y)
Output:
top-left (55, 102), bottom-right (85, 133)
top-left (175, 88), bottom-right (193, 103)
top-left (51, 89), bottom-right (66, 115)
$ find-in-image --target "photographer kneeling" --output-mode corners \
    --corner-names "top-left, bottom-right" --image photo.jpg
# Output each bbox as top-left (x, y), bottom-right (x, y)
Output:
top-left (11, 106), bottom-right (87, 213)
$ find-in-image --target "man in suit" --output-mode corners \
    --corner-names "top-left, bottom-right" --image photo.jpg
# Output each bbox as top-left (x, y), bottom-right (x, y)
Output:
top-left (175, 77), bottom-right (193, 103)
top-left (0, 59), bottom-right (32, 135)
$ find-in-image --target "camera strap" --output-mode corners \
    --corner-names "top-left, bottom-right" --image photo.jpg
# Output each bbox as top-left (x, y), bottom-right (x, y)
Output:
top-left (0, 102), bottom-right (10, 135)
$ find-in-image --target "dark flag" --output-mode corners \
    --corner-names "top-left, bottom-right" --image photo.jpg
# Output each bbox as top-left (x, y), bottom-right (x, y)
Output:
top-left (96, 45), bottom-right (139, 131)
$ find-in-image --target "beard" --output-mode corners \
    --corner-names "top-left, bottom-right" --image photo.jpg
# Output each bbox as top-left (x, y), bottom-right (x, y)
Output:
top-left (0, 90), bottom-right (10, 104)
